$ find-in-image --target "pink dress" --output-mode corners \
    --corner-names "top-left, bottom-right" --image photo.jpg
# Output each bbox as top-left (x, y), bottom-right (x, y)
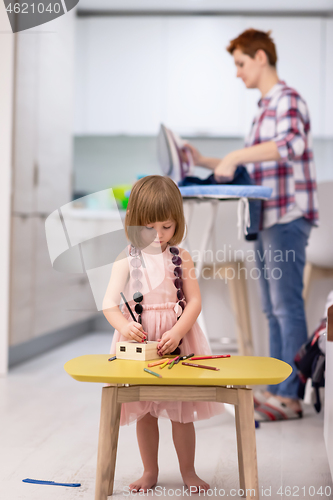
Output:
top-left (110, 244), bottom-right (223, 425)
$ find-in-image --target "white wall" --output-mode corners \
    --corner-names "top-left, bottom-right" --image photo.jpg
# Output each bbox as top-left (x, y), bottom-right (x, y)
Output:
top-left (0, 4), bottom-right (14, 375)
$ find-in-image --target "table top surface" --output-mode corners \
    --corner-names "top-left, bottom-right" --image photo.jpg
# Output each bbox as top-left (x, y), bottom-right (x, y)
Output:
top-left (179, 185), bottom-right (272, 200)
top-left (64, 355), bottom-right (292, 386)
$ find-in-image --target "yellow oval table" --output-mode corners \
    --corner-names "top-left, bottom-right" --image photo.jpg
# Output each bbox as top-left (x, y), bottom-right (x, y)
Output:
top-left (64, 355), bottom-right (292, 500)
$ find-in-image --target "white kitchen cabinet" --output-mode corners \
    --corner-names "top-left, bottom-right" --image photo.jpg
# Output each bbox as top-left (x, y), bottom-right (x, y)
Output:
top-left (12, 34), bottom-right (40, 214)
top-left (13, 12), bottom-right (75, 215)
top-left (9, 215), bottom-right (96, 346)
top-left (240, 17), bottom-right (324, 137)
top-left (74, 16), bottom-right (165, 135)
top-left (9, 12), bottom-right (94, 347)
top-left (9, 216), bottom-right (36, 346)
top-left (75, 15), bottom-right (245, 136)
top-left (35, 12), bottom-right (75, 214)
top-left (74, 15), bottom-right (328, 138)
top-left (324, 19), bottom-right (333, 137)
top-left (163, 16), bottom-right (243, 136)
top-left (33, 218), bottom-right (95, 339)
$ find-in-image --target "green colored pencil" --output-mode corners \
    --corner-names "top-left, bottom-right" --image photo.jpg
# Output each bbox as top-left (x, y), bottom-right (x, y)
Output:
top-left (168, 355), bottom-right (180, 369)
top-left (144, 368), bottom-right (162, 378)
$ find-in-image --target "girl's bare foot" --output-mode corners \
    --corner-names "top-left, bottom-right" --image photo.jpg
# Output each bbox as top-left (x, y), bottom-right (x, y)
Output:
top-left (129, 471), bottom-right (158, 492)
top-left (182, 470), bottom-right (210, 493)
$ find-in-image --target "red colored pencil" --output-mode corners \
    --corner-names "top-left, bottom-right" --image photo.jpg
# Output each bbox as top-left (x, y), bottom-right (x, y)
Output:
top-left (190, 355), bottom-right (231, 361)
top-left (182, 362), bottom-right (220, 371)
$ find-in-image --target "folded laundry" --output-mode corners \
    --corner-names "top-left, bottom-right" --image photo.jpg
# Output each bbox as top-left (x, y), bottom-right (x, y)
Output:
top-left (178, 166), bottom-right (262, 240)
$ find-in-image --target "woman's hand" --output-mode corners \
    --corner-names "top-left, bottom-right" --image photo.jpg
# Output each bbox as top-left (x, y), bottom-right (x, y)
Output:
top-left (157, 329), bottom-right (182, 356)
top-left (182, 143), bottom-right (204, 166)
top-left (214, 152), bottom-right (238, 182)
top-left (120, 321), bottom-right (147, 343)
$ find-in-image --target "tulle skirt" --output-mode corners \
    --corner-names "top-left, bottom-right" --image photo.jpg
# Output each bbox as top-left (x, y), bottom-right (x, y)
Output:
top-left (110, 303), bottom-right (224, 425)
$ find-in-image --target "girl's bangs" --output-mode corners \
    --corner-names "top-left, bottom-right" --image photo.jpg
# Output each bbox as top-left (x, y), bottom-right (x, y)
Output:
top-left (141, 196), bottom-right (175, 224)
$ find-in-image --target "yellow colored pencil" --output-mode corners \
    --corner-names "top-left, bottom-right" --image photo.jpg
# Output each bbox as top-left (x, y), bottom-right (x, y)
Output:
top-left (159, 359), bottom-right (170, 369)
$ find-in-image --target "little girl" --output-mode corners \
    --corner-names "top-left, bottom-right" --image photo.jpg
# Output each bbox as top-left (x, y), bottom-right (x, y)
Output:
top-left (103, 175), bottom-right (223, 493)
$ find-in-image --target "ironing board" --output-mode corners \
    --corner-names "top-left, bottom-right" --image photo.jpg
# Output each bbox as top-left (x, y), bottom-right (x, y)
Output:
top-left (179, 184), bottom-right (272, 276)
top-left (64, 354), bottom-right (292, 500)
top-left (179, 185), bottom-right (272, 354)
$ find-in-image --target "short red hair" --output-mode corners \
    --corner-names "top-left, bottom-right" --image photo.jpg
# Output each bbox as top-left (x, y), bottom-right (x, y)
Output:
top-left (227, 28), bottom-right (277, 67)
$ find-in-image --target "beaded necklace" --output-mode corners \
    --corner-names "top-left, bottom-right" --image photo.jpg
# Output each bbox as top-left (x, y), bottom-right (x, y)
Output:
top-left (129, 244), bottom-right (186, 329)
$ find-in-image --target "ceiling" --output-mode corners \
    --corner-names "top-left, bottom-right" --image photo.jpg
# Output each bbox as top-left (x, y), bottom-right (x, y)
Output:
top-left (78, 0), bottom-right (333, 14)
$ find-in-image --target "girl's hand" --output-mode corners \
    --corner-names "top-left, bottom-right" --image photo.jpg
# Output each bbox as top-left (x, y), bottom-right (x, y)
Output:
top-left (120, 321), bottom-right (147, 343)
top-left (157, 330), bottom-right (182, 356)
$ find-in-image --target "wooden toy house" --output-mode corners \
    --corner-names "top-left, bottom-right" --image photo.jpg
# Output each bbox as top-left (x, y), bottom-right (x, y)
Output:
top-left (116, 340), bottom-right (159, 361)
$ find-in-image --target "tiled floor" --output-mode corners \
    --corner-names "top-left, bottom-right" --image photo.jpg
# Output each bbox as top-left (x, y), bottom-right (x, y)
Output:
top-left (0, 332), bottom-right (331, 499)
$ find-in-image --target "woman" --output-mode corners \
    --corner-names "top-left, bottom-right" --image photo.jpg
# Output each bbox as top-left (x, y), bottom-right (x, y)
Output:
top-left (185, 29), bottom-right (319, 421)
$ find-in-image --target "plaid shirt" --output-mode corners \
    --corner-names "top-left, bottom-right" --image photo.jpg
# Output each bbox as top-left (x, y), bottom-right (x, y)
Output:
top-left (244, 81), bottom-right (319, 229)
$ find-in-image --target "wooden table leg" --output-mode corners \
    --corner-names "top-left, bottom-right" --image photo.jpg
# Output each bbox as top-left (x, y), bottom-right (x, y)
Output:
top-left (235, 388), bottom-right (259, 500)
top-left (235, 403), bottom-right (246, 495)
top-left (95, 386), bottom-right (121, 500)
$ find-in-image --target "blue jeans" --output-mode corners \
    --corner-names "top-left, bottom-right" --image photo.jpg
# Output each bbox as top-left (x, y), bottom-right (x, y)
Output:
top-left (254, 217), bottom-right (312, 398)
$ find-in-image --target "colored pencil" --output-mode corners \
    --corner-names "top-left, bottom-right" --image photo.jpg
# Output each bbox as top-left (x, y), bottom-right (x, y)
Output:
top-left (159, 360), bottom-right (169, 369)
top-left (180, 353), bottom-right (195, 360)
top-left (120, 292), bottom-right (147, 341)
top-left (182, 362), bottom-right (220, 371)
top-left (144, 368), bottom-right (162, 378)
top-left (108, 356), bottom-right (117, 361)
top-left (190, 355), bottom-right (231, 361)
top-left (148, 359), bottom-right (169, 367)
top-left (120, 292), bottom-right (137, 322)
top-left (168, 355), bottom-right (180, 369)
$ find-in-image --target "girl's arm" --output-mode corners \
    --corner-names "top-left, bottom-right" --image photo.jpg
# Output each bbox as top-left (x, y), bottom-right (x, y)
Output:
top-left (103, 251), bottom-right (146, 343)
top-left (158, 249), bottom-right (201, 355)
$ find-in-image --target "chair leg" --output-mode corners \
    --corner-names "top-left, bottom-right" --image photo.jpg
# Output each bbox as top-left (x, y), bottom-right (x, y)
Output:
top-left (95, 386), bottom-right (121, 500)
top-left (235, 388), bottom-right (259, 500)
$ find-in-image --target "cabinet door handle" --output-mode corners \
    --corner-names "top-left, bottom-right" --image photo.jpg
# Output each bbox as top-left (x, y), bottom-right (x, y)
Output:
top-left (33, 162), bottom-right (39, 187)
